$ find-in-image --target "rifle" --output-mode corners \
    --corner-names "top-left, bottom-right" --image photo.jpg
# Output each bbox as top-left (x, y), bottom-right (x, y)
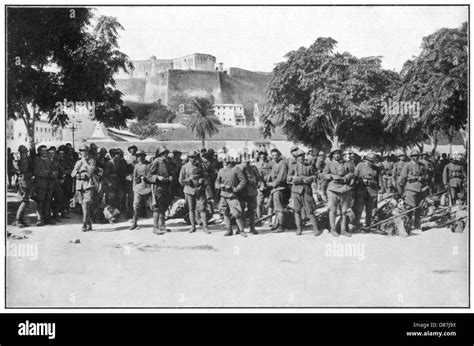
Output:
top-left (422, 215), bottom-right (467, 230)
top-left (364, 205), bottom-right (422, 230)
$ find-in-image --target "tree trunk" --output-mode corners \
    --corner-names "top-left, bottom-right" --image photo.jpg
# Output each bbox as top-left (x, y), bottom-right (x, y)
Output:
top-left (459, 129), bottom-right (468, 149)
top-left (429, 130), bottom-right (438, 156)
top-left (329, 135), bottom-right (339, 149)
top-left (415, 142), bottom-right (424, 153)
top-left (201, 136), bottom-right (205, 149)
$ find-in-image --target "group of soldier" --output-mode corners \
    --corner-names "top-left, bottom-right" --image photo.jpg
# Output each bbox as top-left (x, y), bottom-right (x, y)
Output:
top-left (10, 141), bottom-right (467, 237)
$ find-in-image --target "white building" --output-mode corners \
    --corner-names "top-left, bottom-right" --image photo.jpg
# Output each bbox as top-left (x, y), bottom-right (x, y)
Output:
top-left (7, 117), bottom-right (63, 151)
top-left (213, 104), bottom-right (246, 126)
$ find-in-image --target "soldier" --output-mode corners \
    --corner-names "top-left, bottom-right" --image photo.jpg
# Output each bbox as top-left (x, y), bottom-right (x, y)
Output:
top-left (287, 145), bottom-right (299, 174)
top-left (12, 145), bottom-right (33, 227)
top-left (215, 155), bottom-right (248, 237)
top-left (353, 152), bottom-right (381, 231)
top-left (443, 151), bottom-right (466, 205)
top-left (392, 150), bottom-right (408, 196)
top-left (71, 145), bottom-right (97, 231)
top-left (124, 145), bottom-right (138, 219)
top-left (57, 146), bottom-right (74, 217)
top-left (129, 151), bottom-right (152, 230)
top-left (399, 149), bottom-right (428, 232)
top-left (48, 147), bottom-right (65, 222)
top-left (239, 152), bottom-right (261, 235)
top-left (170, 150), bottom-right (184, 198)
top-left (322, 147), bottom-right (355, 237)
top-left (380, 154), bottom-right (394, 194)
top-left (104, 148), bottom-right (128, 213)
top-left (314, 151), bottom-right (328, 201)
top-left (255, 150), bottom-right (274, 222)
top-left (33, 145), bottom-right (54, 226)
top-left (420, 152), bottom-right (435, 193)
top-left (287, 150), bottom-right (321, 236)
top-left (268, 148), bottom-right (289, 233)
top-left (147, 147), bottom-right (173, 234)
top-left (201, 151), bottom-right (218, 215)
top-left (179, 149), bottom-right (211, 234)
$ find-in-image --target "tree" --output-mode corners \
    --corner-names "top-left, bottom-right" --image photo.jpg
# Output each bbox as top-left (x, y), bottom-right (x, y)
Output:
top-left (385, 22), bottom-right (467, 155)
top-left (261, 37), bottom-right (398, 151)
top-left (7, 8), bottom-right (134, 150)
top-left (127, 100), bottom-right (177, 139)
top-left (187, 98), bottom-right (221, 148)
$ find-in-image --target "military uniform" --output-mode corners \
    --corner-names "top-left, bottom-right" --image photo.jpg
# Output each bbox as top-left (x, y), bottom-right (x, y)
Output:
top-left (353, 157), bottom-right (380, 228)
top-left (216, 161), bottom-right (247, 236)
top-left (392, 158), bottom-right (406, 196)
top-left (380, 158), bottom-right (394, 194)
top-left (443, 161), bottom-right (466, 204)
top-left (71, 150), bottom-right (97, 231)
top-left (322, 153), bottom-right (354, 236)
top-left (268, 155), bottom-right (289, 232)
top-left (287, 152), bottom-right (320, 235)
top-left (240, 162), bottom-right (261, 233)
top-left (104, 156), bottom-right (127, 211)
top-left (124, 152), bottom-right (138, 218)
top-left (399, 154), bottom-right (428, 229)
top-left (420, 155), bottom-right (435, 193)
top-left (50, 157), bottom-right (65, 219)
top-left (255, 156), bottom-right (274, 219)
top-left (33, 156), bottom-right (54, 225)
top-left (179, 152), bottom-right (210, 233)
top-left (147, 155), bottom-right (173, 234)
top-left (13, 149), bottom-right (33, 226)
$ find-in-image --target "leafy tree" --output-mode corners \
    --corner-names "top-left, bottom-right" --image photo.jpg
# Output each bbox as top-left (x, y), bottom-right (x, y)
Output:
top-left (7, 8), bottom-right (134, 150)
top-left (187, 98), bottom-right (221, 149)
top-left (261, 37), bottom-right (398, 150)
top-left (127, 100), bottom-right (176, 139)
top-left (385, 22), bottom-right (467, 154)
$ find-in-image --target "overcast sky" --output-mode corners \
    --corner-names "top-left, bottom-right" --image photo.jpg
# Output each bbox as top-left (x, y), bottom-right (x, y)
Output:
top-left (97, 6), bottom-right (467, 73)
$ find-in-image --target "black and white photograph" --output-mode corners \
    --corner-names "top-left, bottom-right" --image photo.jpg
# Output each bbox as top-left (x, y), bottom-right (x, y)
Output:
top-left (4, 4), bottom-right (469, 308)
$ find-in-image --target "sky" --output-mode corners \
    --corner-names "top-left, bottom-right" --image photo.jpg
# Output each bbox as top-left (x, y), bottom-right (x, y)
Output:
top-left (96, 6), bottom-right (467, 73)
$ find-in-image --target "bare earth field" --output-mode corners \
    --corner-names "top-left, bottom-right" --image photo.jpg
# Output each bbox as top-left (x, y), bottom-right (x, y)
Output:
top-left (6, 211), bottom-right (468, 308)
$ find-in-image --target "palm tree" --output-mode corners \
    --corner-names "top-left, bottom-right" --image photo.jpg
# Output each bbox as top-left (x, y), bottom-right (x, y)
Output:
top-left (187, 98), bottom-right (221, 148)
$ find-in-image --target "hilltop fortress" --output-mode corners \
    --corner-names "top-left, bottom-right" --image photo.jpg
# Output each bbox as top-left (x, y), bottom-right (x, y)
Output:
top-left (115, 53), bottom-right (271, 124)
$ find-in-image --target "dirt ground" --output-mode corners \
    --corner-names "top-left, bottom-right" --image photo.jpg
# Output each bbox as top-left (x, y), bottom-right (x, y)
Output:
top-left (6, 208), bottom-right (468, 308)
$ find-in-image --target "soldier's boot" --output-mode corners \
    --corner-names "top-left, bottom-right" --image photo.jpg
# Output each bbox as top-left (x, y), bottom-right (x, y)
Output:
top-left (223, 215), bottom-right (233, 236)
top-left (340, 214), bottom-right (351, 237)
top-left (201, 212), bottom-right (211, 234)
top-left (310, 214), bottom-right (323, 236)
top-left (272, 212), bottom-right (285, 233)
top-left (329, 210), bottom-right (339, 237)
top-left (129, 209), bottom-right (139, 230)
top-left (157, 213), bottom-right (168, 235)
top-left (248, 207), bottom-right (258, 234)
top-left (152, 212), bottom-right (164, 235)
top-left (236, 218), bottom-right (247, 238)
top-left (189, 210), bottom-right (196, 233)
top-left (295, 212), bottom-right (303, 236)
top-left (14, 202), bottom-right (29, 227)
top-left (85, 205), bottom-right (93, 231)
top-left (81, 206), bottom-right (89, 232)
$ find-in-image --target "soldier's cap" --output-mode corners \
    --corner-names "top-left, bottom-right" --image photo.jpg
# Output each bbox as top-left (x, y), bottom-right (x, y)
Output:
top-left (128, 145), bottom-right (138, 152)
top-left (116, 148), bottom-right (124, 155)
top-left (109, 148), bottom-right (117, 156)
top-left (136, 150), bottom-right (147, 157)
top-left (290, 145), bottom-right (299, 153)
top-left (78, 144), bottom-right (90, 152)
top-left (318, 151), bottom-right (325, 156)
top-left (259, 150), bottom-right (268, 156)
top-left (58, 145), bottom-right (67, 152)
top-left (187, 149), bottom-right (199, 157)
top-left (99, 147), bottom-right (108, 154)
top-left (409, 149), bottom-right (420, 157)
top-left (18, 145), bottom-right (28, 153)
top-left (89, 143), bottom-right (98, 150)
top-left (365, 152), bottom-right (377, 162)
top-left (48, 146), bottom-right (57, 151)
top-left (330, 147), bottom-right (342, 155)
top-left (294, 149), bottom-right (305, 158)
top-left (207, 148), bottom-right (215, 155)
top-left (158, 146), bottom-right (169, 156)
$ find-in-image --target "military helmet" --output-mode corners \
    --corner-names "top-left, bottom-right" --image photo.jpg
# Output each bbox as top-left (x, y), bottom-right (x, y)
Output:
top-left (365, 152), bottom-right (377, 162)
top-left (187, 149), bottom-right (199, 158)
top-left (330, 147), bottom-right (342, 155)
top-left (79, 144), bottom-right (90, 152)
top-left (318, 151), bottom-right (325, 157)
top-left (294, 149), bottom-right (305, 158)
top-left (18, 145), bottom-right (28, 153)
top-left (409, 149), bottom-right (420, 157)
top-left (158, 146), bottom-right (169, 156)
top-left (89, 143), bottom-right (98, 151)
